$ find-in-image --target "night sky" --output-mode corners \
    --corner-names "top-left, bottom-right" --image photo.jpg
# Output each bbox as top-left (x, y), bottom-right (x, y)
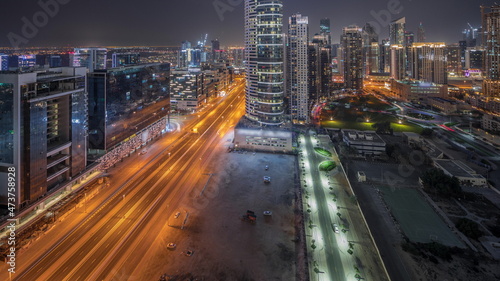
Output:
top-left (0, 0), bottom-right (497, 48)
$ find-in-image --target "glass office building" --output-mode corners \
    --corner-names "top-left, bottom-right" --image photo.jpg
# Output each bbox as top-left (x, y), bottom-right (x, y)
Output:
top-left (88, 63), bottom-right (170, 152)
top-left (0, 67), bottom-right (88, 208)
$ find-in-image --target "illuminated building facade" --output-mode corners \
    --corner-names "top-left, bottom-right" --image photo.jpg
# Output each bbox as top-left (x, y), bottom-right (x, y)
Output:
top-left (482, 5), bottom-right (500, 97)
top-left (72, 48), bottom-right (107, 72)
top-left (341, 25), bottom-right (363, 90)
top-left (408, 42), bottom-right (447, 85)
top-left (0, 67), bottom-right (88, 208)
top-left (390, 44), bottom-right (406, 80)
top-left (390, 17), bottom-right (406, 45)
top-left (87, 63), bottom-right (170, 153)
top-left (244, 0), bottom-right (284, 126)
top-left (287, 13), bottom-right (309, 123)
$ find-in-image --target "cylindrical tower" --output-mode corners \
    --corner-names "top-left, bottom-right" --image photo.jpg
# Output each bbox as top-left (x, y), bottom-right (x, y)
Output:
top-left (244, 0), bottom-right (284, 126)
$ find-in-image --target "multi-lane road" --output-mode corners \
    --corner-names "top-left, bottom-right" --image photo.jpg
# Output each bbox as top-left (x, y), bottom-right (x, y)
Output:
top-left (3, 78), bottom-right (246, 281)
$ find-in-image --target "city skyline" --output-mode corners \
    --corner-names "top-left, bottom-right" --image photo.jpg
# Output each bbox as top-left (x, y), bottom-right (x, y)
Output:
top-left (0, 0), bottom-right (497, 48)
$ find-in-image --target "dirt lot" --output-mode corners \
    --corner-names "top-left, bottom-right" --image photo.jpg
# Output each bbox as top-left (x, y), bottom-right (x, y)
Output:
top-left (137, 151), bottom-right (303, 281)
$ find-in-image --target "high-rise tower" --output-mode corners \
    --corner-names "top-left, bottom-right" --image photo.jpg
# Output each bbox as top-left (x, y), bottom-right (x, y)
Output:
top-left (244, 0), bottom-right (284, 125)
top-left (287, 14), bottom-right (309, 123)
top-left (482, 5), bottom-right (500, 97)
top-left (417, 22), bottom-right (426, 42)
top-left (390, 17), bottom-right (406, 45)
top-left (341, 25), bottom-right (363, 90)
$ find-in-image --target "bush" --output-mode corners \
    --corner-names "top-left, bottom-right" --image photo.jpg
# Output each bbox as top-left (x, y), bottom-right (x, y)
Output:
top-left (314, 147), bottom-right (332, 157)
top-left (319, 161), bottom-right (337, 171)
top-left (456, 218), bottom-right (483, 240)
top-left (420, 168), bottom-right (462, 197)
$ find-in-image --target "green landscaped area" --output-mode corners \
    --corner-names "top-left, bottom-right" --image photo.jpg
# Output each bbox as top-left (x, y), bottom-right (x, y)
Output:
top-left (335, 95), bottom-right (393, 111)
top-left (321, 119), bottom-right (423, 134)
top-left (320, 94), bottom-right (423, 133)
top-left (313, 147), bottom-right (332, 157)
top-left (378, 186), bottom-right (465, 248)
top-left (319, 161), bottom-right (336, 171)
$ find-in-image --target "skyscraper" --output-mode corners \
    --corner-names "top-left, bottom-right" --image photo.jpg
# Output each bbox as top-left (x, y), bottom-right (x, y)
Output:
top-left (465, 47), bottom-right (485, 70)
top-left (287, 14), bottom-right (309, 123)
top-left (341, 25), bottom-right (363, 90)
top-left (244, 0), bottom-right (284, 125)
top-left (463, 24), bottom-right (479, 47)
top-left (445, 44), bottom-right (462, 75)
top-left (87, 63), bottom-right (170, 153)
top-left (72, 48), bottom-right (107, 72)
top-left (405, 31), bottom-right (415, 46)
top-left (417, 22), bottom-right (426, 42)
top-left (319, 18), bottom-right (331, 46)
top-left (390, 44), bottom-right (406, 80)
top-left (320, 18), bottom-right (330, 34)
top-left (482, 5), bottom-right (500, 97)
top-left (0, 67), bottom-right (88, 208)
top-left (0, 54), bottom-right (9, 71)
top-left (362, 23), bottom-right (379, 75)
top-left (380, 40), bottom-right (391, 73)
top-left (212, 39), bottom-right (220, 51)
top-left (390, 17), bottom-right (406, 45)
top-left (408, 42), bottom-right (447, 85)
top-left (111, 53), bottom-right (140, 68)
top-left (308, 43), bottom-right (320, 104)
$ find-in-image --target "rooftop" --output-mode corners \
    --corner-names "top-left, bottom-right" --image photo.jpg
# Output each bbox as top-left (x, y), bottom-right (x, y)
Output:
top-left (434, 159), bottom-right (483, 179)
top-left (342, 129), bottom-right (385, 144)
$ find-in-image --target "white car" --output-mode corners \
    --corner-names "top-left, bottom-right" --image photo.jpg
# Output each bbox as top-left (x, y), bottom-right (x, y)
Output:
top-left (174, 212), bottom-right (181, 218)
top-left (167, 243), bottom-right (176, 249)
top-left (333, 223), bottom-right (340, 234)
top-left (263, 176), bottom-right (271, 183)
top-left (263, 211), bottom-right (272, 216)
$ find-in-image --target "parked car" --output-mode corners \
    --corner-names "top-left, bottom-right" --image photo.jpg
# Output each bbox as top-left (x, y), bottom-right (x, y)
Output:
top-left (167, 243), bottom-right (176, 249)
top-left (185, 250), bottom-right (194, 256)
top-left (265, 165), bottom-right (269, 170)
top-left (263, 176), bottom-right (271, 183)
top-left (174, 212), bottom-right (181, 218)
top-left (263, 211), bottom-right (272, 216)
top-left (333, 223), bottom-right (340, 234)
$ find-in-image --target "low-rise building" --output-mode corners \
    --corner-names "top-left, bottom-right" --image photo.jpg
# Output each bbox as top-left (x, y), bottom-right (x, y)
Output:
top-left (342, 130), bottom-right (386, 155)
top-left (482, 114), bottom-right (500, 132)
top-left (426, 97), bottom-right (458, 115)
top-left (233, 117), bottom-right (293, 153)
top-left (390, 79), bottom-right (447, 103)
top-left (433, 159), bottom-right (487, 187)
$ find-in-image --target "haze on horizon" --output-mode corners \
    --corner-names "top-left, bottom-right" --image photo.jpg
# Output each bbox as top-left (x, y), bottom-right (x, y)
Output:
top-left (0, 0), bottom-right (496, 48)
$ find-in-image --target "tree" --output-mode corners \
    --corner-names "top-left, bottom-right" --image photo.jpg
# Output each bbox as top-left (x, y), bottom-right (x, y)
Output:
top-left (456, 218), bottom-right (483, 240)
top-left (372, 121), bottom-right (393, 135)
top-left (420, 168), bottom-right (462, 197)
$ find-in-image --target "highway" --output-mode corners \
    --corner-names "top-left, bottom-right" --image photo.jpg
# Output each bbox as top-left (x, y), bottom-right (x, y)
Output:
top-left (7, 78), bottom-right (246, 281)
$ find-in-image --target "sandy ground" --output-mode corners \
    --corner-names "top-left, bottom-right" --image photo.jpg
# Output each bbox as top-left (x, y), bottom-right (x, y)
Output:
top-left (135, 147), bottom-right (303, 281)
